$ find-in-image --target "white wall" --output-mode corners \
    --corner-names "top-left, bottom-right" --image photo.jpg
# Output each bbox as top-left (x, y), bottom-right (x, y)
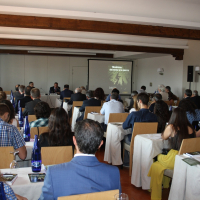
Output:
top-left (0, 54), bottom-right (89, 93)
top-left (134, 55), bottom-right (183, 99)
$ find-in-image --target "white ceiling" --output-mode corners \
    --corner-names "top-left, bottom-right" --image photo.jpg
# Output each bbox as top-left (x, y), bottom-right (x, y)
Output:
top-left (0, 0), bottom-right (199, 59)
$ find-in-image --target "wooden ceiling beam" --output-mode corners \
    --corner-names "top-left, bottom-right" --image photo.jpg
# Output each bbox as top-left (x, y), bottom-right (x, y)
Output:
top-left (0, 49), bottom-right (113, 58)
top-left (0, 14), bottom-right (200, 40)
top-left (0, 38), bottom-right (184, 60)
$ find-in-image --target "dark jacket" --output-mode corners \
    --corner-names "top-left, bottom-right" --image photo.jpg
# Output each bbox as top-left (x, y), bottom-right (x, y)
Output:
top-left (20, 96), bottom-right (33, 108)
top-left (14, 93), bottom-right (25, 113)
top-left (68, 92), bottom-right (86, 105)
top-left (23, 99), bottom-right (41, 117)
top-left (49, 86), bottom-right (61, 94)
top-left (77, 98), bottom-right (101, 121)
top-left (60, 89), bottom-right (73, 100)
top-left (191, 96), bottom-right (200, 109)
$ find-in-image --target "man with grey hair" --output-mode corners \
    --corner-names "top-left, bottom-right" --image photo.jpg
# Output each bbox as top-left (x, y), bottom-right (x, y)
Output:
top-left (157, 84), bottom-right (168, 101)
top-left (15, 85), bottom-right (25, 112)
top-left (76, 90), bottom-right (101, 121)
top-left (68, 88), bottom-right (86, 118)
top-left (23, 88), bottom-right (41, 117)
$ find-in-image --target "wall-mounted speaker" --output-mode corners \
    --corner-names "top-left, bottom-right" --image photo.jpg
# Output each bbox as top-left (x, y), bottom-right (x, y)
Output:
top-left (187, 66), bottom-right (193, 82)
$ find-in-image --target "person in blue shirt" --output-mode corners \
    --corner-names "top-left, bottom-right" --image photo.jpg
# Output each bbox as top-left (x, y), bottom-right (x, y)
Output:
top-left (106, 88), bottom-right (122, 101)
top-left (123, 93), bottom-right (157, 166)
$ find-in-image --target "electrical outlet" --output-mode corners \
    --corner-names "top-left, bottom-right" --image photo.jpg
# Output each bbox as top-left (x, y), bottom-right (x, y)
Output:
top-left (150, 82), bottom-right (152, 87)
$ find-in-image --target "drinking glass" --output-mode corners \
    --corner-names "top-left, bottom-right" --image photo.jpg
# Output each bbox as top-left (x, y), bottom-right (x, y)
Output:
top-left (10, 151), bottom-right (19, 169)
top-left (114, 193), bottom-right (129, 200)
top-left (174, 100), bottom-right (177, 106)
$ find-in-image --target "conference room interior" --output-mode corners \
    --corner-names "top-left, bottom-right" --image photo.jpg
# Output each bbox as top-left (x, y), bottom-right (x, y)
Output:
top-left (1, 0), bottom-right (200, 200)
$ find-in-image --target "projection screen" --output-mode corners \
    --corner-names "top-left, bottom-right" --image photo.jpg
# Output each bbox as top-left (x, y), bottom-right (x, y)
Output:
top-left (88, 59), bottom-right (133, 94)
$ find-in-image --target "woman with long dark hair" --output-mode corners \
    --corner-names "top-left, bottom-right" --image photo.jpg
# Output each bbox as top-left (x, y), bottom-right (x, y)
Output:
top-left (39, 107), bottom-right (73, 147)
top-left (94, 87), bottom-right (105, 101)
top-left (154, 100), bottom-right (170, 133)
top-left (148, 107), bottom-right (196, 200)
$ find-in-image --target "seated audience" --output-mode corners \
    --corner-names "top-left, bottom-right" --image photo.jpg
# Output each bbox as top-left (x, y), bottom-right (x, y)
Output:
top-left (148, 107), bottom-right (195, 200)
top-left (15, 85), bottom-right (25, 112)
top-left (80, 86), bottom-right (87, 94)
top-left (149, 93), bottom-right (162, 113)
top-left (106, 88), bottom-right (122, 101)
top-left (129, 95), bottom-right (139, 113)
top-left (94, 87), bottom-right (105, 101)
top-left (123, 93), bottom-right (157, 166)
top-left (126, 91), bottom-right (138, 112)
top-left (0, 174), bottom-right (27, 200)
top-left (60, 84), bottom-right (73, 100)
top-left (30, 102), bottom-right (51, 127)
top-left (23, 88), bottom-right (41, 117)
top-left (0, 87), bottom-right (2, 91)
top-left (191, 90), bottom-right (200, 109)
top-left (100, 93), bottom-right (124, 131)
top-left (165, 86), bottom-right (178, 101)
top-left (13, 84), bottom-right (21, 99)
top-left (0, 100), bottom-right (18, 127)
top-left (19, 86), bottom-right (33, 108)
top-left (0, 91), bottom-right (6, 101)
top-left (39, 107), bottom-right (73, 148)
top-left (137, 85), bottom-right (147, 94)
top-left (39, 119), bottom-right (121, 199)
top-left (77, 90), bottom-right (101, 121)
top-left (29, 81), bottom-right (35, 90)
top-left (183, 89), bottom-right (192, 99)
top-left (154, 100), bottom-right (170, 133)
top-left (0, 104), bottom-right (27, 160)
top-left (178, 99), bottom-right (200, 126)
top-left (49, 82), bottom-right (60, 94)
top-left (68, 88), bottom-right (86, 118)
top-left (157, 84), bottom-right (168, 101)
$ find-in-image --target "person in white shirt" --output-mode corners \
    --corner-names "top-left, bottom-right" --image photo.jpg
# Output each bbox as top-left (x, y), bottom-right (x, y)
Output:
top-left (100, 93), bottom-right (124, 131)
top-left (158, 84), bottom-right (168, 101)
top-left (137, 86), bottom-right (147, 94)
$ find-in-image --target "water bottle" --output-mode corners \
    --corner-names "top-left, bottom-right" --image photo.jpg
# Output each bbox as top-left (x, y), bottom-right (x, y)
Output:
top-left (10, 90), bottom-right (14, 103)
top-left (169, 105), bottom-right (172, 111)
top-left (31, 135), bottom-right (41, 172)
top-left (18, 107), bottom-right (24, 128)
top-left (23, 116), bottom-right (30, 142)
top-left (18, 100), bottom-right (21, 112)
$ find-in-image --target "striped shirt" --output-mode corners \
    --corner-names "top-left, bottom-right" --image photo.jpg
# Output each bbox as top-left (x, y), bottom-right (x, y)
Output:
top-left (3, 183), bottom-right (17, 200)
top-left (0, 118), bottom-right (25, 149)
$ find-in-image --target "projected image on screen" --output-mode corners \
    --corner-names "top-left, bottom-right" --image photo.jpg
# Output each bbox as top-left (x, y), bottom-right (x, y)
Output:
top-left (89, 60), bottom-right (132, 94)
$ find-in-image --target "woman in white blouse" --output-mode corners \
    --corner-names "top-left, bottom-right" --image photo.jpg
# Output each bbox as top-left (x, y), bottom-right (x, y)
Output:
top-left (158, 84), bottom-right (168, 101)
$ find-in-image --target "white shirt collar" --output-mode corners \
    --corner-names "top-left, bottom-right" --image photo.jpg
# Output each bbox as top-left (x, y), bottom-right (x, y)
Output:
top-left (74, 153), bottom-right (95, 157)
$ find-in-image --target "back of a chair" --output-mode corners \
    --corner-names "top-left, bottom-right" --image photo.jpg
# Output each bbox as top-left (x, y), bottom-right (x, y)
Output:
top-left (108, 113), bottom-right (129, 124)
top-left (28, 115), bottom-right (37, 123)
top-left (4, 91), bottom-right (11, 95)
top-left (0, 147), bottom-right (14, 168)
top-left (72, 101), bottom-right (83, 119)
top-left (41, 146), bottom-right (73, 165)
top-left (30, 127), bottom-right (49, 139)
top-left (84, 106), bottom-right (102, 119)
top-left (179, 137), bottom-right (200, 155)
top-left (58, 190), bottom-right (119, 200)
top-left (129, 122), bottom-right (158, 176)
top-left (101, 101), bottom-right (105, 106)
top-left (22, 108), bottom-right (25, 112)
top-left (64, 97), bottom-right (70, 101)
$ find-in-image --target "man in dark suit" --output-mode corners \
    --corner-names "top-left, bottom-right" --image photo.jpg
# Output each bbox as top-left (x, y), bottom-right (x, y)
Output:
top-left (13, 84), bottom-right (21, 99)
top-left (191, 90), bottom-right (200, 109)
top-left (23, 88), bottom-right (41, 117)
top-left (14, 85), bottom-right (25, 113)
top-left (60, 84), bottom-right (73, 100)
top-left (39, 119), bottom-right (121, 200)
top-left (49, 82), bottom-right (61, 94)
top-left (68, 88), bottom-right (86, 118)
top-left (29, 81), bottom-right (35, 90)
top-left (76, 90), bottom-right (101, 121)
top-left (19, 86), bottom-right (33, 108)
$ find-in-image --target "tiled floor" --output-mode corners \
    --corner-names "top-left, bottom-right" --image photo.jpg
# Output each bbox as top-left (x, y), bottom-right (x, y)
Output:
top-left (96, 147), bottom-right (170, 200)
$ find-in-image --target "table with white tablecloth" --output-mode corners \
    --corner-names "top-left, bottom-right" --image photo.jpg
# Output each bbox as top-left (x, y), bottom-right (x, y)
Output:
top-left (131, 134), bottom-right (169, 189)
top-left (63, 102), bottom-right (72, 114)
top-left (169, 155), bottom-right (200, 200)
top-left (87, 113), bottom-right (105, 123)
top-left (1, 167), bottom-right (44, 200)
top-left (104, 123), bottom-right (131, 165)
top-left (71, 107), bottom-right (82, 132)
top-left (16, 141), bottom-right (34, 168)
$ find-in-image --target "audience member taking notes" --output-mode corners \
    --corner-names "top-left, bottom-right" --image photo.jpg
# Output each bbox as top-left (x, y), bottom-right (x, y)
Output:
top-left (39, 119), bottom-right (121, 199)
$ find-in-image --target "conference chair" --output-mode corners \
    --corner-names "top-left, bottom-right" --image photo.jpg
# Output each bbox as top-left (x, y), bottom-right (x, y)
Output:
top-left (57, 189), bottom-right (119, 200)
top-left (28, 115), bottom-right (37, 123)
top-left (123, 122), bottom-right (158, 176)
top-left (41, 146), bottom-right (73, 165)
top-left (4, 91), bottom-right (11, 95)
top-left (104, 113), bottom-right (129, 138)
top-left (30, 127), bottom-right (49, 139)
top-left (101, 101), bottom-right (105, 106)
top-left (0, 147), bottom-right (15, 168)
top-left (84, 106), bottom-right (101, 119)
top-left (164, 137), bottom-right (200, 178)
